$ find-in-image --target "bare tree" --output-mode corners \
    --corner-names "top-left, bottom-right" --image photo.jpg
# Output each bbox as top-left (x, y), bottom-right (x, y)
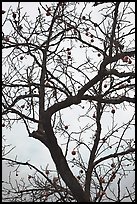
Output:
top-left (2, 2), bottom-right (135, 202)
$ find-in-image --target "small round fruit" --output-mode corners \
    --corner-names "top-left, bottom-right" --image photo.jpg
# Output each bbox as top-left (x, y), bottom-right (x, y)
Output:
top-left (67, 55), bottom-right (71, 59)
top-left (5, 36), bottom-right (9, 42)
top-left (66, 48), bottom-right (70, 51)
top-left (71, 150), bottom-right (76, 155)
top-left (91, 39), bottom-right (94, 43)
top-left (104, 84), bottom-right (107, 88)
top-left (122, 56), bottom-right (129, 62)
top-left (67, 51), bottom-right (71, 55)
top-left (85, 27), bottom-right (89, 32)
top-left (79, 169), bottom-right (83, 174)
top-left (111, 108), bottom-right (115, 114)
top-left (127, 79), bottom-right (131, 83)
top-left (45, 170), bottom-right (49, 175)
top-left (111, 163), bottom-right (116, 168)
top-left (93, 113), bottom-right (96, 118)
top-left (64, 125), bottom-right (68, 130)
top-left (20, 56), bottom-right (23, 60)
top-left (28, 175), bottom-right (32, 179)
top-left (82, 16), bottom-right (86, 20)
top-left (98, 53), bottom-right (101, 57)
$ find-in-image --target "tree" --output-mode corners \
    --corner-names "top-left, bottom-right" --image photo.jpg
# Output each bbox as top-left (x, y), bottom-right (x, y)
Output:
top-left (2, 2), bottom-right (135, 202)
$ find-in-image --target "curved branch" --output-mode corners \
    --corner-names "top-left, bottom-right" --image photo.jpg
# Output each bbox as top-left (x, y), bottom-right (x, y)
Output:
top-left (2, 157), bottom-right (65, 199)
top-left (2, 107), bottom-right (39, 123)
top-left (93, 148), bottom-right (135, 167)
top-left (82, 95), bottom-right (135, 104)
top-left (33, 114), bottom-right (90, 202)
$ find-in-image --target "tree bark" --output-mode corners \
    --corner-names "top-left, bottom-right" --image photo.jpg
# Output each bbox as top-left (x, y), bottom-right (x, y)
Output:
top-left (33, 111), bottom-right (90, 202)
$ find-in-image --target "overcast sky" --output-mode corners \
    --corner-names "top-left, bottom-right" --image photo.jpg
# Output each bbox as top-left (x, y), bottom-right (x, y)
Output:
top-left (2, 2), bottom-right (135, 202)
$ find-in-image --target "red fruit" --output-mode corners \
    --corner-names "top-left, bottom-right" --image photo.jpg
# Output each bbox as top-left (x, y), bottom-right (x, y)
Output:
top-left (67, 55), bottom-right (71, 59)
top-left (66, 48), bottom-right (70, 51)
top-left (85, 27), bottom-right (89, 32)
top-left (85, 32), bottom-right (89, 36)
top-left (90, 34), bottom-right (94, 38)
top-left (104, 84), bottom-right (107, 88)
top-left (111, 163), bottom-right (116, 168)
top-left (67, 51), bottom-right (71, 55)
top-left (91, 39), bottom-right (94, 43)
top-left (93, 113), bottom-right (96, 118)
top-left (45, 170), bottom-right (49, 175)
top-left (28, 175), bottom-right (32, 179)
top-left (122, 56), bottom-right (129, 62)
top-left (79, 169), bottom-right (83, 174)
top-left (65, 125), bottom-right (68, 129)
top-left (82, 16), bottom-right (86, 20)
top-left (111, 108), bottom-right (115, 114)
top-left (127, 79), bottom-right (131, 83)
top-left (71, 150), bottom-right (76, 155)
top-left (98, 53), bottom-right (101, 57)
top-left (5, 36), bottom-right (9, 42)
top-left (20, 56), bottom-right (23, 60)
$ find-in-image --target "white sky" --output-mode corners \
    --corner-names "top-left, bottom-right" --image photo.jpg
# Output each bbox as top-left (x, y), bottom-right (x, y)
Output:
top-left (2, 2), bottom-right (135, 202)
